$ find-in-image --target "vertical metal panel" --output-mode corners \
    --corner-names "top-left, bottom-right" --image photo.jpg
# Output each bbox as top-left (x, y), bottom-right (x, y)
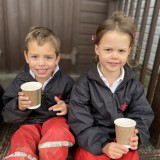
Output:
top-left (72, 0), bottom-right (80, 48)
top-left (134, 0), bottom-right (142, 25)
top-left (48, 0), bottom-right (54, 29)
top-left (18, 0), bottom-right (31, 61)
top-left (140, 0), bottom-right (160, 83)
top-left (0, 0), bottom-right (7, 71)
top-left (128, 0), bottom-right (134, 17)
top-left (30, 0), bottom-right (42, 26)
top-left (123, 0), bottom-right (129, 14)
top-left (62, 0), bottom-right (73, 52)
top-left (59, 0), bottom-right (74, 73)
top-left (41, 0), bottom-right (50, 27)
top-left (134, 0), bottom-right (151, 64)
top-left (107, 0), bottom-right (116, 17)
top-left (150, 72), bottom-right (160, 147)
top-left (4, 0), bottom-right (21, 71)
top-left (52, 0), bottom-right (64, 37)
top-left (147, 37), bottom-right (160, 103)
top-left (117, 0), bottom-right (124, 11)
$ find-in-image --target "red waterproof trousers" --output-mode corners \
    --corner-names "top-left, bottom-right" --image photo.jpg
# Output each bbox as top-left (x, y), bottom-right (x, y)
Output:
top-left (4, 117), bottom-right (75, 160)
top-left (74, 147), bottom-right (139, 160)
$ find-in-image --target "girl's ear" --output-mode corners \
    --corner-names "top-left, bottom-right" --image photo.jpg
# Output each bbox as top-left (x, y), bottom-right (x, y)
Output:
top-left (128, 47), bottom-right (131, 54)
top-left (24, 51), bottom-right (29, 64)
top-left (95, 45), bottom-right (99, 56)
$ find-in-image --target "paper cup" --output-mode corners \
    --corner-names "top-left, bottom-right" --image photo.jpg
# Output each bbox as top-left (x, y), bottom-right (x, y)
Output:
top-left (21, 82), bottom-right (42, 109)
top-left (114, 118), bottom-right (136, 148)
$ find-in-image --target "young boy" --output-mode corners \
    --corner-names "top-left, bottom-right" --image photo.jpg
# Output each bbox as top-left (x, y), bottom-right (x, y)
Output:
top-left (2, 26), bottom-right (75, 160)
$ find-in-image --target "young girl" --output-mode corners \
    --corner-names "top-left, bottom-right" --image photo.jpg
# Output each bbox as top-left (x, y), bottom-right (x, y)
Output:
top-left (68, 12), bottom-right (154, 160)
top-left (2, 27), bottom-right (75, 160)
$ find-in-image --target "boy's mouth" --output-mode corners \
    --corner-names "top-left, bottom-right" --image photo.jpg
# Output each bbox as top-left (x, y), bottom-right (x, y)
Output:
top-left (36, 69), bottom-right (48, 74)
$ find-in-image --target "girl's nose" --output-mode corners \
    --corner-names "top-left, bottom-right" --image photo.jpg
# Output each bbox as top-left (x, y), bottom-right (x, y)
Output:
top-left (111, 50), bottom-right (118, 58)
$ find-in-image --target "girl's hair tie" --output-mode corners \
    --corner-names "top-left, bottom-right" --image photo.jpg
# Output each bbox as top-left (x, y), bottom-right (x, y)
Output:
top-left (92, 34), bottom-right (96, 41)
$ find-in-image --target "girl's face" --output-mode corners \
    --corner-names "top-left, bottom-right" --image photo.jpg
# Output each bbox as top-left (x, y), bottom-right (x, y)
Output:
top-left (24, 41), bottom-right (60, 83)
top-left (95, 30), bottom-right (131, 76)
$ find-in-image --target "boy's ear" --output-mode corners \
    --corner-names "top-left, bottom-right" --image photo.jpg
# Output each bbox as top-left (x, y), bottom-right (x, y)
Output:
top-left (56, 55), bottom-right (60, 65)
top-left (24, 51), bottom-right (29, 64)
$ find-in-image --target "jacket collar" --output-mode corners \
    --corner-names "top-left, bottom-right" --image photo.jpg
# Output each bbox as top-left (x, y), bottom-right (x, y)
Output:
top-left (87, 62), bottom-right (136, 87)
top-left (17, 64), bottom-right (61, 83)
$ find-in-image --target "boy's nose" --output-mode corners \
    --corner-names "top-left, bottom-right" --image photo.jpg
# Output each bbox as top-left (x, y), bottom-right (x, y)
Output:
top-left (38, 58), bottom-right (45, 65)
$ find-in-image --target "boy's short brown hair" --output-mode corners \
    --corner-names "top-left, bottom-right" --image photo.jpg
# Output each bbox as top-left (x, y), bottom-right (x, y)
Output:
top-left (25, 26), bottom-right (60, 56)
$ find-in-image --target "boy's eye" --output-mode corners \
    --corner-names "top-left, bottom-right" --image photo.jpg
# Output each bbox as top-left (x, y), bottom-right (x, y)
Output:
top-left (105, 48), bottom-right (112, 52)
top-left (31, 56), bottom-right (38, 59)
top-left (46, 56), bottom-right (53, 60)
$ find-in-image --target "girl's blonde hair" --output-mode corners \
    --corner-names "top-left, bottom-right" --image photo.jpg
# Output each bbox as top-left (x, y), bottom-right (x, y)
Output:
top-left (94, 12), bottom-right (137, 67)
top-left (25, 26), bottom-right (60, 56)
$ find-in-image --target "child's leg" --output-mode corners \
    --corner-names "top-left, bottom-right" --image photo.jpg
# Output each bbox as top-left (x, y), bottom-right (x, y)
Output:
top-left (39, 117), bottom-right (75, 160)
top-left (117, 150), bottom-right (139, 160)
top-left (4, 124), bottom-right (41, 160)
top-left (74, 147), bottom-right (139, 160)
top-left (74, 147), bottom-right (110, 160)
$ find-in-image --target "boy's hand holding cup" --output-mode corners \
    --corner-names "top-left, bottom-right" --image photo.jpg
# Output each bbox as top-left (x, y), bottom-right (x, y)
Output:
top-left (20, 82), bottom-right (42, 109)
top-left (114, 118), bottom-right (137, 148)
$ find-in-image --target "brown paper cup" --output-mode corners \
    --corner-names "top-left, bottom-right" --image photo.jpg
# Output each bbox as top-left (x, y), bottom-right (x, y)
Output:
top-left (114, 118), bottom-right (136, 148)
top-left (21, 82), bottom-right (42, 109)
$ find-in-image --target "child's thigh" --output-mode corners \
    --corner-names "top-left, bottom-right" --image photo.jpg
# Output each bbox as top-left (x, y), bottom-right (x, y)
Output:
top-left (40, 117), bottom-right (75, 146)
top-left (117, 150), bottom-right (139, 160)
top-left (12, 124), bottom-right (41, 141)
top-left (9, 124), bottom-right (41, 155)
top-left (74, 147), bottom-right (139, 160)
top-left (41, 117), bottom-right (70, 135)
top-left (74, 147), bottom-right (110, 160)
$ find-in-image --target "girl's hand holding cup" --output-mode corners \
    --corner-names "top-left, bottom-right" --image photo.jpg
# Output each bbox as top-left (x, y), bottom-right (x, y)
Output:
top-left (114, 118), bottom-right (137, 149)
top-left (129, 129), bottom-right (139, 150)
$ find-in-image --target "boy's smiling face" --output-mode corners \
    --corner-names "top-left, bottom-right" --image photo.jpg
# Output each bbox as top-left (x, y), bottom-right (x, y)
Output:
top-left (24, 41), bottom-right (60, 83)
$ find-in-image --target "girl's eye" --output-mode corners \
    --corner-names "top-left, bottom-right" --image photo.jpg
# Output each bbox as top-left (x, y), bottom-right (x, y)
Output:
top-left (119, 50), bottom-right (126, 53)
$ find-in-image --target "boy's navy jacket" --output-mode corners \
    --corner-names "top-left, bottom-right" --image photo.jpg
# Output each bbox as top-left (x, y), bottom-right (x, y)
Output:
top-left (68, 62), bottom-right (154, 155)
top-left (2, 64), bottom-right (74, 127)
top-left (0, 85), bottom-right (4, 121)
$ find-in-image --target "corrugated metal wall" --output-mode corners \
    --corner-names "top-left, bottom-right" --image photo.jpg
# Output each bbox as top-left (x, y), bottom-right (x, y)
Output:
top-left (126, 0), bottom-right (160, 70)
top-left (0, 0), bottom-right (109, 74)
top-left (120, 0), bottom-right (160, 103)
top-left (0, 0), bottom-right (76, 73)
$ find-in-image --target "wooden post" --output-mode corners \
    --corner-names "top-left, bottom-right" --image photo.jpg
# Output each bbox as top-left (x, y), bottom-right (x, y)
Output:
top-left (150, 72), bottom-right (160, 148)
